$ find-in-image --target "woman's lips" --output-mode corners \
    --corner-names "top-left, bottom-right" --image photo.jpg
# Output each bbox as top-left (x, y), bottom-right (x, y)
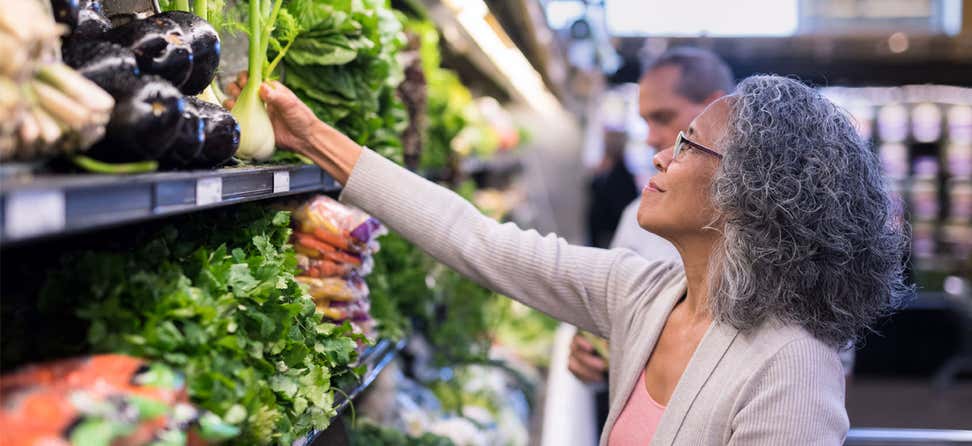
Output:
top-left (645, 180), bottom-right (665, 193)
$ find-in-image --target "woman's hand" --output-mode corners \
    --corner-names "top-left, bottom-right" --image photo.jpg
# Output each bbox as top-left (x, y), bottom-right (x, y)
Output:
top-left (223, 71), bottom-right (362, 184)
top-left (568, 333), bottom-right (608, 384)
top-left (224, 72), bottom-right (318, 154)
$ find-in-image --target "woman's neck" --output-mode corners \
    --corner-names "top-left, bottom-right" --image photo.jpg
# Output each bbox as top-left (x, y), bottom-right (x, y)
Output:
top-left (672, 234), bottom-right (720, 321)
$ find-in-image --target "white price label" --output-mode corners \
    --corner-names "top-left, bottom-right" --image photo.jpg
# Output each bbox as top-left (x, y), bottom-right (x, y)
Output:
top-left (5, 190), bottom-right (65, 239)
top-left (273, 171), bottom-right (290, 193)
top-left (196, 177), bottom-right (222, 205)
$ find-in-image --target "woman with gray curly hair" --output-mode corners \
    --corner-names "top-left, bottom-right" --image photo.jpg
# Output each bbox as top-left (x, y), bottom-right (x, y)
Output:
top-left (226, 73), bottom-right (910, 445)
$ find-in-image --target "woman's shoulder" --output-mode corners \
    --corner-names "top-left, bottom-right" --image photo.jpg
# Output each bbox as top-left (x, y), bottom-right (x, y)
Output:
top-left (733, 321), bottom-right (841, 373)
top-left (606, 248), bottom-right (684, 304)
top-left (601, 250), bottom-right (685, 339)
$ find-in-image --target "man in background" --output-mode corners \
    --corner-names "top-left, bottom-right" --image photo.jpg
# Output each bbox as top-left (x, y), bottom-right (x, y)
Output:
top-left (568, 47), bottom-right (735, 426)
top-left (587, 127), bottom-right (640, 248)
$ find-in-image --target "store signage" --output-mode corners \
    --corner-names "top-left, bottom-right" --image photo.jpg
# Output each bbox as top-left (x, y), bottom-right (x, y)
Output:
top-left (5, 190), bottom-right (65, 239)
top-left (196, 177), bottom-right (223, 206)
top-left (273, 171), bottom-right (290, 194)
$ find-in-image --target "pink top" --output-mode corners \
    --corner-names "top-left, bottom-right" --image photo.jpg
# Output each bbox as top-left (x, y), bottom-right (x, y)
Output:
top-left (608, 370), bottom-right (667, 446)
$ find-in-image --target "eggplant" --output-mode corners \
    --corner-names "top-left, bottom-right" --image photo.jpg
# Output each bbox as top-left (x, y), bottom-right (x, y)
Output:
top-left (155, 11), bottom-right (220, 96)
top-left (70, 0), bottom-right (111, 41)
top-left (51, 0), bottom-right (80, 31)
top-left (106, 16), bottom-right (194, 89)
top-left (61, 41), bottom-right (140, 96)
top-left (89, 76), bottom-right (185, 162)
top-left (186, 97), bottom-right (239, 167)
top-left (160, 101), bottom-right (205, 167)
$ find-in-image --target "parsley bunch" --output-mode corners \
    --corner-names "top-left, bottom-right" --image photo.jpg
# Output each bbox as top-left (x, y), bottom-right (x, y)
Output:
top-left (41, 208), bottom-right (361, 444)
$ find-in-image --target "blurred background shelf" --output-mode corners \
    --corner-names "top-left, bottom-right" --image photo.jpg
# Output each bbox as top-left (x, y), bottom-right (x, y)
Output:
top-left (0, 163), bottom-right (340, 245)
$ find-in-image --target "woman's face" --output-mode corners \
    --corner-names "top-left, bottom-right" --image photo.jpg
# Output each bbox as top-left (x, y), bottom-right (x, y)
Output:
top-left (637, 97), bottom-right (731, 240)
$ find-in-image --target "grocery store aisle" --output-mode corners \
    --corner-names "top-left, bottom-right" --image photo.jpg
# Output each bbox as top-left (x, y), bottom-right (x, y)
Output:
top-left (509, 107), bottom-right (588, 244)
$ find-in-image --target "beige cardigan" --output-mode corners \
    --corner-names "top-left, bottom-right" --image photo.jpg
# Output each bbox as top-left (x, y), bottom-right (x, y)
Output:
top-left (342, 149), bottom-right (849, 445)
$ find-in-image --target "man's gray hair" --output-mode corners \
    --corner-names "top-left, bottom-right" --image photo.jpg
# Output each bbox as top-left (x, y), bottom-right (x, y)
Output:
top-left (709, 75), bottom-right (911, 347)
top-left (645, 47), bottom-right (735, 103)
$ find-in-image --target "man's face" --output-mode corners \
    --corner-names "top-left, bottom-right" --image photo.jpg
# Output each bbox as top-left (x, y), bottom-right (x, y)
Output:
top-left (638, 65), bottom-right (711, 151)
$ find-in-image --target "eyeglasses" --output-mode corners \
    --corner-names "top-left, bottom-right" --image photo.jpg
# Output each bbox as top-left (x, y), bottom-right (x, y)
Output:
top-left (673, 131), bottom-right (723, 160)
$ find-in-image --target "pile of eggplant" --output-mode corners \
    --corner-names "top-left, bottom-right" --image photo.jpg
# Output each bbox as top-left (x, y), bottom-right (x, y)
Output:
top-left (56, 0), bottom-right (239, 169)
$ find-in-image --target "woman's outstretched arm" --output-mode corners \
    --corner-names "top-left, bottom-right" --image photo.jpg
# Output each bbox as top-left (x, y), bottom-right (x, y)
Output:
top-left (226, 75), bottom-right (679, 338)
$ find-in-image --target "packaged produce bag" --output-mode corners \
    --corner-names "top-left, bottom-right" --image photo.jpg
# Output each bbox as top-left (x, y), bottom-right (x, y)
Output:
top-left (295, 275), bottom-right (369, 302)
top-left (292, 195), bottom-right (385, 255)
top-left (292, 195), bottom-right (384, 340)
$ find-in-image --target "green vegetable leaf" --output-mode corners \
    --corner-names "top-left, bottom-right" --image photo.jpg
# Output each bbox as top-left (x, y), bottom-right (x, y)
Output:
top-left (40, 206), bottom-right (360, 445)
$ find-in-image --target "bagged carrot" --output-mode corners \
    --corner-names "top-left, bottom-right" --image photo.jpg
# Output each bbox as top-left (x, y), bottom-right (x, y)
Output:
top-left (292, 196), bottom-right (385, 255)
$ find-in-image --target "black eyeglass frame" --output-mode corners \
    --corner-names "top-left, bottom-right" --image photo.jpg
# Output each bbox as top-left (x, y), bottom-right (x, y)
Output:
top-left (674, 131), bottom-right (723, 160)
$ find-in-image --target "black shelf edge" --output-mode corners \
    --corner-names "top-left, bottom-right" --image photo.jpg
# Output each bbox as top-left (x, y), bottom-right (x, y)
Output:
top-left (0, 164), bottom-right (340, 245)
top-left (301, 337), bottom-right (407, 445)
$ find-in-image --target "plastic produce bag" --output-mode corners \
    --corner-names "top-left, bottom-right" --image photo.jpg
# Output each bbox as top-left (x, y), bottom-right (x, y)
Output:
top-left (296, 275), bottom-right (369, 302)
top-left (293, 195), bottom-right (386, 255)
top-left (0, 354), bottom-right (237, 446)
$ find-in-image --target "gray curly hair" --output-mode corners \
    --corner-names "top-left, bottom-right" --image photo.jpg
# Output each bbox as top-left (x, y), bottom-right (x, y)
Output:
top-left (709, 75), bottom-right (912, 348)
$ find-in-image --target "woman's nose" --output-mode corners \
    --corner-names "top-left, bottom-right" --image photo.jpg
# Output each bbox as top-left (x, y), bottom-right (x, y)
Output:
top-left (653, 146), bottom-right (674, 172)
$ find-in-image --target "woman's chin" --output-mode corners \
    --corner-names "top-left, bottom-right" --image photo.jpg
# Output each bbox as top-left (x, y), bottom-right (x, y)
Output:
top-left (636, 212), bottom-right (659, 232)
top-left (637, 210), bottom-right (675, 238)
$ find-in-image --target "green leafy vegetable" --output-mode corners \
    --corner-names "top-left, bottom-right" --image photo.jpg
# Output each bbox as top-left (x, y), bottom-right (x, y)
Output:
top-left (275, 0), bottom-right (408, 163)
top-left (406, 20), bottom-right (498, 171)
top-left (349, 418), bottom-right (455, 446)
top-left (40, 207), bottom-right (362, 445)
top-left (369, 231), bottom-right (497, 365)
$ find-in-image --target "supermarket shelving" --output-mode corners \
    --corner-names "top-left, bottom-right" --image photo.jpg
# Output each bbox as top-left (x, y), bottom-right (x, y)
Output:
top-left (0, 163), bottom-right (340, 244)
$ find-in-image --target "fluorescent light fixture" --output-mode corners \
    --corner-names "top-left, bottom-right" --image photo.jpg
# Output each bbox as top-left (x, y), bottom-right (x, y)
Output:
top-left (605, 0), bottom-right (798, 37)
top-left (545, 0), bottom-right (586, 29)
top-left (441, 0), bottom-right (563, 116)
top-left (943, 0), bottom-right (962, 36)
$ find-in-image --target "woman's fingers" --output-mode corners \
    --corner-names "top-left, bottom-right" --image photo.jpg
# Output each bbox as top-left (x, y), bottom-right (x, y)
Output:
top-left (568, 333), bottom-right (607, 383)
top-left (568, 354), bottom-right (607, 383)
top-left (572, 334), bottom-right (594, 353)
top-left (236, 71), bottom-right (248, 86)
top-left (574, 348), bottom-right (607, 371)
top-left (223, 98), bottom-right (236, 110)
top-left (223, 71), bottom-right (249, 105)
top-left (258, 82), bottom-right (274, 102)
top-left (226, 81), bottom-right (241, 99)
top-left (259, 81), bottom-right (295, 108)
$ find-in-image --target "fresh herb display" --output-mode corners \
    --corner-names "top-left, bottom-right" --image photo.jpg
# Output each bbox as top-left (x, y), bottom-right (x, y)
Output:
top-left (274, 0), bottom-right (408, 163)
top-left (39, 208), bottom-right (362, 445)
top-left (367, 232), bottom-right (432, 340)
top-left (370, 223), bottom-right (497, 364)
top-left (349, 419), bottom-right (456, 446)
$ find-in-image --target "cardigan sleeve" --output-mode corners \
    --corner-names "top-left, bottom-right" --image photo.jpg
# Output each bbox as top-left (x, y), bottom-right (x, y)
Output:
top-left (727, 337), bottom-right (849, 445)
top-left (340, 149), bottom-right (674, 339)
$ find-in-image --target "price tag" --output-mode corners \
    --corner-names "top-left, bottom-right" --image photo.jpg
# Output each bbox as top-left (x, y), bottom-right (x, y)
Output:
top-left (273, 171), bottom-right (290, 193)
top-left (196, 177), bottom-right (222, 205)
top-left (5, 190), bottom-right (65, 239)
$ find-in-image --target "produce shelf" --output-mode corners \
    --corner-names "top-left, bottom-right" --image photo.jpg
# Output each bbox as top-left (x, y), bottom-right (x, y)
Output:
top-left (0, 164), bottom-right (340, 244)
top-left (302, 337), bottom-right (408, 445)
top-left (334, 338), bottom-right (407, 413)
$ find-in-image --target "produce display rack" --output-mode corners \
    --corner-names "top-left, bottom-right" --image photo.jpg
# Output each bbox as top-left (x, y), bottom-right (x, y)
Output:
top-left (0, 163), bottom-right (340, 244)
top-left (303, 337), bottom-right (409, 446)
top-left (1, 158), bottom-right (410, 439)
